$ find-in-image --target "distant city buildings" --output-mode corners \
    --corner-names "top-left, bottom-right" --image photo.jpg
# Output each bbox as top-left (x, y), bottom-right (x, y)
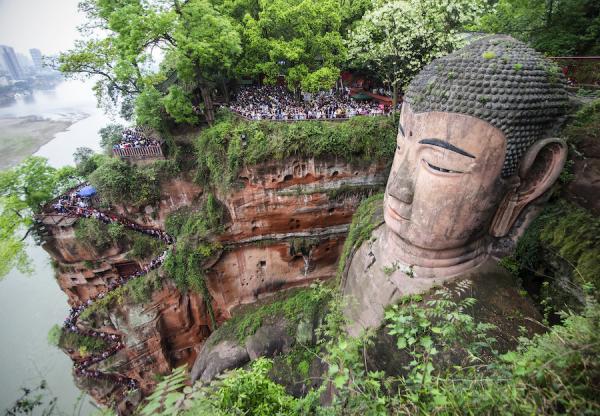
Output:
top-left (0, 45), bottom-right (24, 80)
top-left (29, 48), bottom-right (44, 71)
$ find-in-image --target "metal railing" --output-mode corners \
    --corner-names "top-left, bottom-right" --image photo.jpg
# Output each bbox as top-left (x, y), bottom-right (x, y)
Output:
top-left (230, 109), bottom-right (391, 123)
top-left (112, 144), bottom-right (164, 159)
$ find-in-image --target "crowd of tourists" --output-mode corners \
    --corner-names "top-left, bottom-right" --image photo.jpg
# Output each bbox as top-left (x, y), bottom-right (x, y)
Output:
top-left (112, 127), bottom-right (161, 151)
top-left (51, 185), bottom-right (175, 392)
top-left (228, 86), bottom-right (389, 121)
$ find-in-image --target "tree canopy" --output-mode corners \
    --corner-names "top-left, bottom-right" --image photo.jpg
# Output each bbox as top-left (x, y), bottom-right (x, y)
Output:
top-left (0, 157), bottom-right (80, 278)
top-left (346, 0), bottom-right (484, 107)
top-left (477, 0), bottom-right (600, 56)
top-left (236, 0), bottom-right (346, 93)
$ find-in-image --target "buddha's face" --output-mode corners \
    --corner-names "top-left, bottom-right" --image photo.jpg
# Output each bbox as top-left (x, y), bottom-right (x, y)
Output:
top-left (384, 104), bottom-right (508, 250)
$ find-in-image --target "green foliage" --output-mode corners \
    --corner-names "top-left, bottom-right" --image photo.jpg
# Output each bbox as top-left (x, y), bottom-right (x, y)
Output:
top-left (127, 231), bottom-right (166, 261)
top-left (88, 157), bottom-right (179, 207)
top-left (80, 270), bottom-right (163, 319)
top-left (564, 98), bottom-right (600, 146)
top-left (0, 156), bottom-right (80, 278)
top-left (536, 201), bottom-right (600, 288)
top-left (183, 359), bottom-right (298, 416)
top-left (211, 285), bottom-right (331, 344)
top-left (477, 0), bottom-right (600, 56)
top-left (126, 269), bottom-right (164, 305)
top-left (56, 326), bottom-right (108, 357)
top-left (347, 0), bottom-right (484, 104)
top-left (163, 85), bottom-right (197, 125)
top-left (337, 193), bottom-right (384, 281)
top-left (300, 66), bottom-right (341, 94)
top-left (140, 365), bottom-right (187, 416)
top-left (196, 112), bottom-right (396, 190)
top-left (418, 293), bottom-right (600, 415)
top-left (47, 324), bottom-right (62, 347)
top-left (163, 195), bottom-right (223, 328)
top-left (74, 218), bottom-right (120, 251)
top-left (73, 147), bottom-right (104, 177)
top-left (164, 207), bottom-right (193, 237)
top-left (99, 123), bottom-right (125, 153)
top-left (4, 380), bottom-right (57, 416)
top-left (236, 0), bottom-right (345, 93)
top-left (135, 86), bottom-right (165, 130)
top-left (150, 283), bottom-right (600, 416)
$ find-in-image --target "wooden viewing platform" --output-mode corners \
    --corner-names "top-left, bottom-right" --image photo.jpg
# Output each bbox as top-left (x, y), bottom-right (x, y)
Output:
top-left (112, 144), bottom-right (164, 160)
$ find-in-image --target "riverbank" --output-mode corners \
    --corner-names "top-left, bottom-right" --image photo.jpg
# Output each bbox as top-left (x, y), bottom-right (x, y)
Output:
top-left (0, 114), bottom-right (87, 170)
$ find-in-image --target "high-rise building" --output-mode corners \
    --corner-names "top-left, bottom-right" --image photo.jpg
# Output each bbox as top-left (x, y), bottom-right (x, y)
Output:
top-left (29, 48), bottom-right (44, 71)
top-left (0, 45), bottom-right (24, 80)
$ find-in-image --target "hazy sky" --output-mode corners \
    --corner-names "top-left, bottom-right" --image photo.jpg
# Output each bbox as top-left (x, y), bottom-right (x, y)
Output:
top-left (0, 0), bottom-right (83, 56)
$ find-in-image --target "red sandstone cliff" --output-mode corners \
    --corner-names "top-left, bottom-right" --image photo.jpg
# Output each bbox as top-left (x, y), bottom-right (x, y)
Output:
top-left (40, 156), bottom-right (388, 406)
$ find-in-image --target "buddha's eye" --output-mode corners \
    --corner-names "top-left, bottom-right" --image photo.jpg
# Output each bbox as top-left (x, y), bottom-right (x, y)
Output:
top-left (424, 160), bottom-right (463, 174)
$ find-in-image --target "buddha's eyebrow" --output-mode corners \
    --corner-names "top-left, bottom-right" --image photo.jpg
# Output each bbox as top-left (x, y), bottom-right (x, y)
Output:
top-left (419, 138), bottom-right (475, 159)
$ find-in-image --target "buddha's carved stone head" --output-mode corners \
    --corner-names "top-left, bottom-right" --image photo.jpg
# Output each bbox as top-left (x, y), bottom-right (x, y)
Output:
top-left (383, 35), bottom-right (569, 276)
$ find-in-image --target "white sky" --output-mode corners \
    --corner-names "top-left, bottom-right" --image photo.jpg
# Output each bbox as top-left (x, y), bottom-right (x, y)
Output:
top-left (0, 0), bottom-right (83, 56)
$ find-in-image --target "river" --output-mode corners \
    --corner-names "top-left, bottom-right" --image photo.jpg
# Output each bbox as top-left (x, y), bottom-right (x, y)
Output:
top-left (0, 80), bottom-right (115, 415)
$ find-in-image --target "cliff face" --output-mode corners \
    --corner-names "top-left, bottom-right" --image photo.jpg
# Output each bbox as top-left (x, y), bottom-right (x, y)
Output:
top-left (42, 156), bottom-right (388, 406)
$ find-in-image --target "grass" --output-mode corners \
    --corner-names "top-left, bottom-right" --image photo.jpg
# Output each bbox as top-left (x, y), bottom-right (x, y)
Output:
top-left (209, 286), bottom-right (331, 345)
top-left (196, 109), bottom-right (396, 191)
top-left (336, 193), bottom-right (384, 281)
top-left (79, 270), bottom-right (163, 320)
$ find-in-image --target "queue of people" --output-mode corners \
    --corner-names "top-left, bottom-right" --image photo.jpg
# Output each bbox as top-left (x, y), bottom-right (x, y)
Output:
top-left (53, 186), bottom-right (175, 393)
top-left (228, 86), bottom-right (389, 121)
top-left (113, 127), bottom-right (161, 151)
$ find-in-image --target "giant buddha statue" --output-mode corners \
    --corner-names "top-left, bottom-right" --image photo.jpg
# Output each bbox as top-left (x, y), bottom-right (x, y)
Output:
top-left (342, 35), bottom-right (570, 335)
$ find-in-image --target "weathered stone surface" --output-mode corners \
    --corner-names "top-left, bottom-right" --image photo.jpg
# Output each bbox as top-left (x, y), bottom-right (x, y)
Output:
top-left (40, 156), bottom-right (389, 406)
top-left (246, 318), bottom-right (294, 360)
top-left (365, 261), bottom-right (544, 376)
top-left (566, 134), bottom-right (600, 215)
top-left (190, 340), bottom-right (250, 383)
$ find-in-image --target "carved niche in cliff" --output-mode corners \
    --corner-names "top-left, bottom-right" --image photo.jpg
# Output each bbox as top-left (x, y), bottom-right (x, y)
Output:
top-left (342, 35), bottom-right (570, 334)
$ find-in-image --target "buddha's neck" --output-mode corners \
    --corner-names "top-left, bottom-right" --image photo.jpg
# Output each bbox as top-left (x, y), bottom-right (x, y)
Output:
top-left (380, 226), bottom-right (490, 279)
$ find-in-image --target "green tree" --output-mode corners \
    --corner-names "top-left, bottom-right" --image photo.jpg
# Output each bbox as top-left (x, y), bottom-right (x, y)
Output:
top-left (60, 0), bottom-right (241, 126)
top-left (169, 0), bottom-right (242, 123)
top-left (347, 0), bottom-right (484, 108)
top-left (237, 0), bottom-right (346, 94)
top-left (99, 123), bottom-right (125, 153)
top-left (58, 0), bottom-right (176, 118)
top-left (478, 0), bottom-right (600, 56)
top-left (163, 86), bottom-right (197, 125)
top-left (0, 157), bottom-right (80, 278)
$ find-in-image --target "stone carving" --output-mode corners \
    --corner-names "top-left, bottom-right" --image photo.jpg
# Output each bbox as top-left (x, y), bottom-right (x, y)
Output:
top-left (342, 35), bottom-right (569, 335)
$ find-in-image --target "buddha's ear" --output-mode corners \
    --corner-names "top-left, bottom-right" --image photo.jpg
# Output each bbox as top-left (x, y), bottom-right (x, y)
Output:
top-left (490, 138), bottom-right (568, 237)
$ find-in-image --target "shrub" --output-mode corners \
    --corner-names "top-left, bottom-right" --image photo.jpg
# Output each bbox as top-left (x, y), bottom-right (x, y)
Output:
top-left (162, 194), bottom-right (225, 327)
top-left (127, 232), bottom-right (166, 261)
top-left (210, 285), bottom-right (331, 344)
top-left (196, 111), bottom-right (396, 190)
top-left (74, 218), bottom-right (116, 251)
top-left (564, 98), bottom-right (600, 145)
top-left (88, 158), bottom-right (179, 207)
top-left (336, 193), bottom-right (384, 280)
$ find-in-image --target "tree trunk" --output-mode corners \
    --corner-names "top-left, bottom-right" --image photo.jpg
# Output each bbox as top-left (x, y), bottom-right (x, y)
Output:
top-left (392, 83), bottom-right (399, 113)
top-left (201, 86), bottom-right (215, 125)
top-left (221, 79), bottom-right (230, 105)
top-left (545, 0), bottom-right (555, 26)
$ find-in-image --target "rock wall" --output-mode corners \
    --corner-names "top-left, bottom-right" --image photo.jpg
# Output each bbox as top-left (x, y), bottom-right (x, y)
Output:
top-left (41, 156), bottom-right (388, 406)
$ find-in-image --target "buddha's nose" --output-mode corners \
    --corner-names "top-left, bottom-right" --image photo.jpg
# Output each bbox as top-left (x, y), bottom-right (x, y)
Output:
top-left (388, 162), bottom-right (414, 205)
